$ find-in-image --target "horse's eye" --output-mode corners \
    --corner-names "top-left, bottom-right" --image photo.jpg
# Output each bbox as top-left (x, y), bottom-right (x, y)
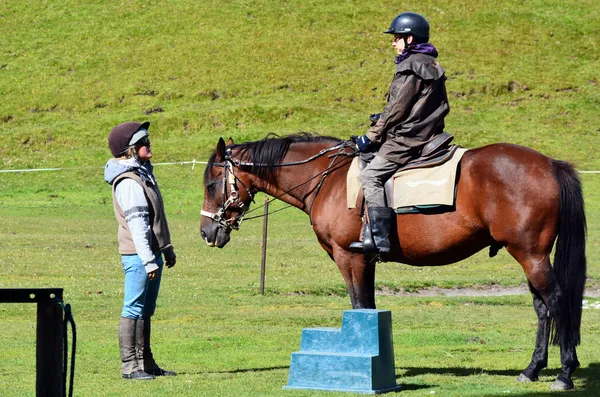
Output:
top-left (206, 181), bottom-right (216, 192)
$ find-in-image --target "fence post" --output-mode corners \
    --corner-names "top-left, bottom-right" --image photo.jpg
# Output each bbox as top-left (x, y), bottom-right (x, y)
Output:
top-left (0, 288), bottom-right (65, 397)
top-left (260, 196), bottom-right (269, 295)
top-left (37, 295), bottom-right (64, 397)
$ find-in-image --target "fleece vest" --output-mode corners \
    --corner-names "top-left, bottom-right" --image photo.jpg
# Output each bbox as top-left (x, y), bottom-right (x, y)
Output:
top-left (111, 172), bottom-right (172, 255)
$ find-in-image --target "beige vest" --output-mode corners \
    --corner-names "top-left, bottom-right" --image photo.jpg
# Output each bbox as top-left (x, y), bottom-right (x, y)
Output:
top-left (111, 172), bottom-right (172, 255)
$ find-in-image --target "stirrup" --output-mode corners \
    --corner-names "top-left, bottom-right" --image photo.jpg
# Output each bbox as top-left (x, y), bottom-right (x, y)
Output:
top-left (349, 223), bottom-right (376, 254)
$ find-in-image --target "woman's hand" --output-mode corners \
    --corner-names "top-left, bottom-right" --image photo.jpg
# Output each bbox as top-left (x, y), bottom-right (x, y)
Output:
top-left (147, 269), bottom-right (158, 280)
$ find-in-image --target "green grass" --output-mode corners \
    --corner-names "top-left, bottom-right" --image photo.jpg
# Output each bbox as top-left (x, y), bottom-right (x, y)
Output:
top-left (1, 0), bottom-right (600, 395)
top-left (1, 166), bottom-right (600, 396)
top-left (1, 0), bottom-right (599, 169)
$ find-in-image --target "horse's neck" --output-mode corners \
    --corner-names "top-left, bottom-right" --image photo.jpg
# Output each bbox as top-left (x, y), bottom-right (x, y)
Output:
top-left (253, 144), bottom-right (336, 212)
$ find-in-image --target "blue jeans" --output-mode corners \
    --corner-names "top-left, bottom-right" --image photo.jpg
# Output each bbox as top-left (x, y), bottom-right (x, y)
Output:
top-left (121, 253), bottom-right (164, 319)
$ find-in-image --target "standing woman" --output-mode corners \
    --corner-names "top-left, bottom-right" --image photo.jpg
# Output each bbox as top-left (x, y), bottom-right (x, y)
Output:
top-left (104, 121), bottom-right (177, 380)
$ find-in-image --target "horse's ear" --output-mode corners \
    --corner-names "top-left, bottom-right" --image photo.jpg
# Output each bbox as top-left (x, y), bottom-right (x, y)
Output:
top-left (215, 138), bottom-right (226, 161)
top-left (226, 137), bottom-right (234, 146)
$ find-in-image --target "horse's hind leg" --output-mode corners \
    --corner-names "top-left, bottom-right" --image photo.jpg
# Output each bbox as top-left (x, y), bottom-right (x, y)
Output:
top-left (508, 248), bottom-right (579, 390)
top-left (553, 339), bottom-right (580, 390)
top-left (517, 283), bottom-right (550, 383)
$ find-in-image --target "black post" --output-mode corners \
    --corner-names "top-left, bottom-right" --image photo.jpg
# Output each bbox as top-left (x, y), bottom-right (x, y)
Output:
top-left (0, 288), bottom-right (64, 397)
top-left (37, 296), bottom-right (64, 397)
top-left (260, 196), bottom-right (269, 295)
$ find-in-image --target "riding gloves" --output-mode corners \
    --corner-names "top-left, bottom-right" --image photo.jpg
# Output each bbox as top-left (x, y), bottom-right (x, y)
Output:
top-left (355, 135), bottom-right (373, 152)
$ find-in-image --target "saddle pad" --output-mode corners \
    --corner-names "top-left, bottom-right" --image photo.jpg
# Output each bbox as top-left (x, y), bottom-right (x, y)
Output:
top-left (346, 157), bottom-right (363, 208)
top-left (346, 148), bottom-right (468, 209)
top-left (393, 148), bottom-right (467, 208)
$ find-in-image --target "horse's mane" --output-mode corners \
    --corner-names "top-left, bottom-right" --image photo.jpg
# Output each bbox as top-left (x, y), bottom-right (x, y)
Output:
top-left (205, 132), bottom-right (342, 182)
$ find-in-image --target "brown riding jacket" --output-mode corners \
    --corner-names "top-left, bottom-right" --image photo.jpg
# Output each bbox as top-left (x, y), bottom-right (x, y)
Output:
top-left (366, 52), bottom-right (449, 165)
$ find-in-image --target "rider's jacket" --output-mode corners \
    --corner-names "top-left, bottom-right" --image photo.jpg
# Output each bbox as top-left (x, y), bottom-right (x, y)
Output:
top-left (366, 52), bottom-right (449, 165)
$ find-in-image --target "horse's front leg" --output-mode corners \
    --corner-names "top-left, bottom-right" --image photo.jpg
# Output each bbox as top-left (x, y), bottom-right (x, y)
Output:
top-left (331, 244), bottom-right (376, 309)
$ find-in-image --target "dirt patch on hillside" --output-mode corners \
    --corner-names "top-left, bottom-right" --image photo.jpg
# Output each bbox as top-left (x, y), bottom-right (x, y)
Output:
top-left (376, 285), bottom-right (600, 298)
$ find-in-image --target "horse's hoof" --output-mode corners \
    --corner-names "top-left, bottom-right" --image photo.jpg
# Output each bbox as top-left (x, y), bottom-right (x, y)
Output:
top-left (550, 378), bottom-right (574, 391)
top-left (516, 373), bottom-right (536, 383)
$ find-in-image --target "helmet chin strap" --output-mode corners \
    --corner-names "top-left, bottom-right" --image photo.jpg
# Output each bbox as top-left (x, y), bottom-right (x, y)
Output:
top-left (402, 34), bottom-right (414, 50)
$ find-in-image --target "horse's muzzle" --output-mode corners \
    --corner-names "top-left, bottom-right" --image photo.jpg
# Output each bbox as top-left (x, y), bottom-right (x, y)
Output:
top-left (201, 223), bottom-right (231, 248)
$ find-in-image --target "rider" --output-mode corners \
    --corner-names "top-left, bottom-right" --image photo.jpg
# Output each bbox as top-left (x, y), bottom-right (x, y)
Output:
top-left (350, 12), bottom-right (450, 255)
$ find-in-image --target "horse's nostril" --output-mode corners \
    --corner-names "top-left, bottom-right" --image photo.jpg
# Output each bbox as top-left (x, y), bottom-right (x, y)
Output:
top-left (201, 230), bottom-right (207, 239)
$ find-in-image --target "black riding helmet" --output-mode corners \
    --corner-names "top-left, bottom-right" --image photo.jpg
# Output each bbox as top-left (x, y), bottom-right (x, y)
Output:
top-left (384, 12), bottom-right (430, 43)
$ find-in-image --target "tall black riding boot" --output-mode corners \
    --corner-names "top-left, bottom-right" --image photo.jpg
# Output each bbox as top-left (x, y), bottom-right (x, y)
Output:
top-left (349, 207), bottom-right (395, 254)
top-left (137, 317), bottom-right (177, 377)
top-left (368, 207), bottom-right (395, 254)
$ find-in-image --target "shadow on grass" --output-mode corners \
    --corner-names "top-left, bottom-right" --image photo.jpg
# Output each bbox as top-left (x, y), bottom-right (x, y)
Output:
top-left (395, 383), bottom-right (433, 391)
top-left (396, 363), bottom-right (600, 396)
top-left (198, 365), bottom-right (290, 374)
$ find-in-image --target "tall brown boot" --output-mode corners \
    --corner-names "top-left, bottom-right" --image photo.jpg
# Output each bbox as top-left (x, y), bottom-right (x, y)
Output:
top-left (119, 317), bottom-right (154, 380)
top-left (136, 317), bottom-right (176, 376)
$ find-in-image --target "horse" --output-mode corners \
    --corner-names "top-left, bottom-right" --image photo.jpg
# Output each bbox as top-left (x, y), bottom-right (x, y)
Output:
top-left (200, 133), bottom-right (586, 390)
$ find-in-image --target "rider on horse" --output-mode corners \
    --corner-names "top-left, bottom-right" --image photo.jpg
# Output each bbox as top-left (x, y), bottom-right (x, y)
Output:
top-left (350, 12), bottom-right (450, 255)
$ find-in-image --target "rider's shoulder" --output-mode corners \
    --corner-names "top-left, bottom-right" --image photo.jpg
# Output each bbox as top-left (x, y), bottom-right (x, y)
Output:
top-left (396, 53), bottom-right (445, 81)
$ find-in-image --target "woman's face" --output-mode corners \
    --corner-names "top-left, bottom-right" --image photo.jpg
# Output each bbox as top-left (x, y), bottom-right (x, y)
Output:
top-left (135, 138), bottom-right (152, 161)
top-left (392, 34), bottom-right (413, 55)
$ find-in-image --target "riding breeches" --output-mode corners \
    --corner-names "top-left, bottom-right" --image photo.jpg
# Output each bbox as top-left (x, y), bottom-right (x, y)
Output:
top-left (121, 252), bottom-right (164, 319)
top-left (360, 155), bottom-right (401, 208)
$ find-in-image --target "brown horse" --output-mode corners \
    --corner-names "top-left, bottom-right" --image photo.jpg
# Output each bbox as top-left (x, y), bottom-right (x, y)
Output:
top-left (200, 133), bottom-right (586, 390)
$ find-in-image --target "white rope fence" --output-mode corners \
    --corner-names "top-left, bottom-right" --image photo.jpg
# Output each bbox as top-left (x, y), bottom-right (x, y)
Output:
top-left (0, 160), bottom-right (209, 173)
top-left (1, 161), bottom-right (599, 174)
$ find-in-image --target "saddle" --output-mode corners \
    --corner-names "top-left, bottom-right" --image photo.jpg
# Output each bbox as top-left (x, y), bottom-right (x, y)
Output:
top-left (356, 132), bottom-right (457, 209)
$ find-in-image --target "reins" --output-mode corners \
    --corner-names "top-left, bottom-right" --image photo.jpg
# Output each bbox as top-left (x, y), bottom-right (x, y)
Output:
top-left (245, 152), bottom-right (355, 223)
top-left (203, 140), bottom-right (357, 229)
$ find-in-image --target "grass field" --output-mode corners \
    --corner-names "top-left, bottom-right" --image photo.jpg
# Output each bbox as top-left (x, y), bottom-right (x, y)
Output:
top-left (1, 166), bottom-right (600, 396)
top-left (1, 0), bottom-right (600, 395)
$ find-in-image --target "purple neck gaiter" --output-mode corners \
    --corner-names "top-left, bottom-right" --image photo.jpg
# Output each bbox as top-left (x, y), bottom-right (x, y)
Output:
top-left (395, 43), bottom-right (439, 64)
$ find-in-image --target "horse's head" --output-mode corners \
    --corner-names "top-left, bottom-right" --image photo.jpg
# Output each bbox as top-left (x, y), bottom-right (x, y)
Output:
top-left (201, 137), bottom-right (255, 248)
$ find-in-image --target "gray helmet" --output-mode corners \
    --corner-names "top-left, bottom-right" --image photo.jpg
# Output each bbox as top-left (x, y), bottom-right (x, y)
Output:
top-left (384, 12), bottom-right (430, 42)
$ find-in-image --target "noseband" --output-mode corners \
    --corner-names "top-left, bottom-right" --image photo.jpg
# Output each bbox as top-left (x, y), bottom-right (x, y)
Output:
top-left (200, 151), bottom-right (255, 233)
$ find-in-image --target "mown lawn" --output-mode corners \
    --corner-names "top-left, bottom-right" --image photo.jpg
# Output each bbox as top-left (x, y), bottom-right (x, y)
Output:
top-left (1, 0), bottom-right (599, 395)
top-left (1, 166), bottom-right (599, 396)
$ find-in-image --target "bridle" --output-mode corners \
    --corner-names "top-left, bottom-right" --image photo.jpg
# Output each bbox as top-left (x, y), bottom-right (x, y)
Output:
top-left (200, 149), bottom-right (256, 233)
top-left (201, 141), bottom-right (357, 233)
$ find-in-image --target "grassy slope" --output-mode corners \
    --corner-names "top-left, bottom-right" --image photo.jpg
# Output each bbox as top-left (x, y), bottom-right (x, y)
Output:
top-left (1, 0), bottom-right (599, 169)
top-left (1, 1), bottom-right (600, 396)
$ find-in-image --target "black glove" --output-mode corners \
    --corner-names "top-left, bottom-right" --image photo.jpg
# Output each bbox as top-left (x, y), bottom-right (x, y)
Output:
top-left (369, 113), bottom-right (382, 127)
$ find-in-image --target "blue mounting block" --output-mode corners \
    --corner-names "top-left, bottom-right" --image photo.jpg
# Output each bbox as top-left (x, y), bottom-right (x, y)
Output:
top-left (284, 309), bottom-right (401, 394)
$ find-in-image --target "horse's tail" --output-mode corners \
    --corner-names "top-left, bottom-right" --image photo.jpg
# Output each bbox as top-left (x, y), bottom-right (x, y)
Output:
top-left (551, 160), bottom-right (587, 348)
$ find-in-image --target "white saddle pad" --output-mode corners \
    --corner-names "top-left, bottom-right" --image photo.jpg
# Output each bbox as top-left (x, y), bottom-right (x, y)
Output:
top-left (393, 148), bottom-right (467, 209)
top-left (346, 148), bottom-right (468, 210)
